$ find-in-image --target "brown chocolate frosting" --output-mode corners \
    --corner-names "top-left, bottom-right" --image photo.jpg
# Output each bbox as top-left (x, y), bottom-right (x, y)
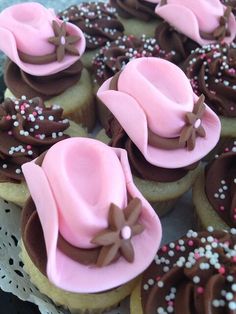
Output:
top-left (110, 0), bottom-right (156, 21)
top-left (58, 2), bottom-right (124, 50)
top-left (4, 59), bottom-right (83, 101)
top-left (205, 149), bottom-right (236, 227)
top-left (0, 97), bottom-right (69, 183)
top-left (141, 228), bottom-right (236, 314)
top-left (93, 34), bottom-right (176, 85)
top-left (155, 21), bottom-right (200, 64)
top-left (106, 117), bottom-right (197, 182)
top-left (184, 43), bottom-right (236, 117)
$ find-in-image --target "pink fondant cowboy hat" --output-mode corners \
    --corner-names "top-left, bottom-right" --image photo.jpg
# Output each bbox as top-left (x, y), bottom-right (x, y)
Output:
top-left (22, 138), bottom-right (162, 293)
top-left (155, 0), bottom-right (236, 45)
top-left (97, 57), bottom-right (221, 168)
top-left (0, 2), bottom-right (86, 76)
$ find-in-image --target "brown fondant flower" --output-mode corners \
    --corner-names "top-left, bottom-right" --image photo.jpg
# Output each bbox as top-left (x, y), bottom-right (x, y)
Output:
top-left (179, 94), bottom-right (206, 151)
top-left (48, 20), bottom-right (80, 62)
top-left (91, 198), bottom-right (145, 267)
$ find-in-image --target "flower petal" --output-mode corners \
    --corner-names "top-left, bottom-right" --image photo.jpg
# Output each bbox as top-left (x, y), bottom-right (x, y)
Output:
top-left (194, 94), bottom-right (205, 117)
top-left (61, 22), bottom-right (67, 37)
top-left (196, 125), bottom-right (206, 138)
top-left (109, 203), bottom-right (125, 230)
top-left (57, 45), bottom-right (65, 62)
top-left (132, 224), bottom-right (145, 236)
top-left (48, 37), bottom-right (60, 46)
top-left (179, 125), bottom-right (193, 144)
top-left (65, 44), bottom-right (80, 56)
top-left (96, 242), bottom-right (120, 267)
top-left (185, 112), bottom-right (196, 125)
top-left (124, 198), bottom-right (142, 225)
top-left (187, 131), bottom-right (196, 151)
top-left (120, 240), bottom-right (134, 263)
top-left (66, 35), bottom-right (80, 44)
top-left (52, 20), bottom-right (61, 37)
top-left (91, 230), bottom-right (119, 246)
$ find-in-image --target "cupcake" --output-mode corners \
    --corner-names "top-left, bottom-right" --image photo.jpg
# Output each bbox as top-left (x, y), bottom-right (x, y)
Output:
top-left (58, 2), bottom-right (124, 69)
top-left (184, 43), bottom-right (236, 156)
top-left (193, 140), bottom-right (236, 230)
top-left (155, 0), bottom-right (236, 64)
top-left (0, 96), bottom-right (86, 206)
top-left (21, 137), bottom-right (162, 313)
top-left (130, 227), bottom-right (236, 314)
top-left (110, 0), bottom-right (160, 37)
top-left (0, 2), bottom-right (95, 131)
top-left (92, 34), bottom-right (177, 128)
top-left (96, 57), bottom-right (221, 216)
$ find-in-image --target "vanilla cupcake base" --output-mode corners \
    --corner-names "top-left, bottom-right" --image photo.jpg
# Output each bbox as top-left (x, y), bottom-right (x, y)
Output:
top-left (130, 279), bottom-right (143, 314)
top-left (5, 69), bottom-right (95, 132)
top-left (0, 122), bottom-right (87, 207)
top-left (21, 243), bottom-right (139, 314)
top-left (118, 17), bottom-right (159, 37)
top-left (193, 168), bottom-right (229, 230)
top-left (97, 129), bottom-right (201, 216)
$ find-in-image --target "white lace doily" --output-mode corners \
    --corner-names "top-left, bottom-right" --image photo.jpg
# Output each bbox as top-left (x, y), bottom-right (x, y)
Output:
top-left (0, 198), bottom-right (129, 314)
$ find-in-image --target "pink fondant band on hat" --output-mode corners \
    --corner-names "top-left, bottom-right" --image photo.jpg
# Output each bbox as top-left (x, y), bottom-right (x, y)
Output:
top-left (0, 2), bottom-right (86, 76)
top-left (155, 0), bottom-right (236, 45)
top-left (22, 138), bottom-right (162, 293)
top-left (97, 57), bottom-right (221, 168)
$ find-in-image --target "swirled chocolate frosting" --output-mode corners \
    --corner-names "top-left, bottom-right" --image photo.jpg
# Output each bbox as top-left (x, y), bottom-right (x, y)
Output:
top-left (106, 117), bottom-right (197, 182)
top-left (184, 43), bottom-right (236, 117)
top-left (93, 35), bottom-right (176, 85)
top-left (110, 0), bottom-right (156, 21)
top-left (205, 147), bottom-right (236, 227)
top-left (4, 59), bottom-right (83, 101)
top-left (155, 21), bottom-right (200, 64)
top-left (0, 97), bottom-right (69, 183)
top-left (141, 228), bottom-right (236, 314)
top-left (58, 2), bottom-right (124, 50)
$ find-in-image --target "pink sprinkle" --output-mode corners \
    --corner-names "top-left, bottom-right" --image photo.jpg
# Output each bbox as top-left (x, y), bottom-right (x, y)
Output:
top-left (207, 58), bottom-right (211, 63)
top-left (224, 147), bottom-right (229, 152)
top-left (188, 240), bottom-right (194, 247)
top-left (35, 134), bottom-right (40, 139)
top-left (176, 245), bottom-right (180, 251)
top-left (219, 206), bottom-right (225, 211)
top-left (5, 115), bottom-right (11, 121)
top-left (218, 266), bottom-right (225, 275)
top-left (197, 287), bottom-right (204, 294)
top-left (194, 253), bottom-right (200, 260)
top-left (161, 245), bottom-right (167, 252)
top-left (232, 256), bottom-right (236, 262)
top-left (26, 145), bottom-right (32, 150)
top-left (8, 131), bottom-right (12, 135)
top-left (32, 112), bottom-right (37, 116)
top-left (230, 106), bottom-right (235, 111)
top-left (233, 214), bottom-right (236, 221)
top-left (155, 276), bottom-right (161, 281)
top-left (168, 301), bottom-right (174, 306)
